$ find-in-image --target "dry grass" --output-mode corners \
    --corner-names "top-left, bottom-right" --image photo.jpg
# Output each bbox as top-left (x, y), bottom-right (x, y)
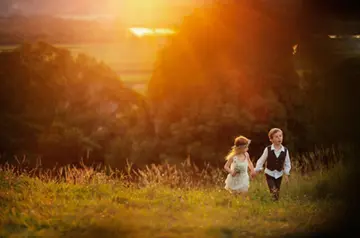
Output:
top-left (0, 145), bottom-right (352, 237)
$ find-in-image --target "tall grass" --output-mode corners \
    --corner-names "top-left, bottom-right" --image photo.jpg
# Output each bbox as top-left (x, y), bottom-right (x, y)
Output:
top-left (0, 145), bottom-right (345, 186)
top-left (0, 145), bottom-right (352, 237)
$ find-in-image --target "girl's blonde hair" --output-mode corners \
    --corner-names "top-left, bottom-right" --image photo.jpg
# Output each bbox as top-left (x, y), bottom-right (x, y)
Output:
top-left (225, 136), bottom-right (251, 160)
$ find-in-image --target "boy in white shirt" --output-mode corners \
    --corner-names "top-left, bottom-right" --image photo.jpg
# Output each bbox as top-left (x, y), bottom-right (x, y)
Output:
top-left (254, 128), bottom-right (291, 201)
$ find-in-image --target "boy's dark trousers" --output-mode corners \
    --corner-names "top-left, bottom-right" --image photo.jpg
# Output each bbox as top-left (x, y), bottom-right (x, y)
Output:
top-left (265, 174), bottom-right (283, 201)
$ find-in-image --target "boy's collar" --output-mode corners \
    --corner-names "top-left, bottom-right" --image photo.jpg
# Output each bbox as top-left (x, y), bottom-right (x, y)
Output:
top-left (271, 144), bottom-right (285, 152)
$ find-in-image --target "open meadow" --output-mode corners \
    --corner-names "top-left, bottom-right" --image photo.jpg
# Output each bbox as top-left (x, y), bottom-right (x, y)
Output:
top-left (0, 146), bottom-right (353, 238)
top-left (2, 1), bottom-right (360, 237)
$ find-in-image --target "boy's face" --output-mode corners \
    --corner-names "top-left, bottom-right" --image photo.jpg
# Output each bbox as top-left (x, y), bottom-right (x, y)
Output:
top-left (270, 131), bottom-right (283, 145)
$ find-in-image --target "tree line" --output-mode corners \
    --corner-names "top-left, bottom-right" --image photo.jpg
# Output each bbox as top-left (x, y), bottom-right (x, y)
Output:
top-left (0, 15), bottom-right (126, 44)
top-left (0, 0), bottom-right (359, 169)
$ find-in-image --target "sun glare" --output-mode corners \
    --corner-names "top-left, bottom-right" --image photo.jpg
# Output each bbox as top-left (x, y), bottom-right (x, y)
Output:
top-left (129, 27), bottom-right (176, 37)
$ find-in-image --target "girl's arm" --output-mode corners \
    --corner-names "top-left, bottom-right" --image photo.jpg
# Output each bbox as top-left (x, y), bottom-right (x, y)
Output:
top-left (246, 152), bottom-right (255, 173)
top-left (224, 157), bottom-right (233, 174)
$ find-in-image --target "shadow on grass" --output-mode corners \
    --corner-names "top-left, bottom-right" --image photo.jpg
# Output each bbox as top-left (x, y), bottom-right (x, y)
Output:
top-left (0, 222), bottom-right (131, 238)
top-left (61, 224), bottom-right (131, 238)
top-left (1, 222), bottom-right (354, 238)
top-left (0, 223), bottom-right (28, 235)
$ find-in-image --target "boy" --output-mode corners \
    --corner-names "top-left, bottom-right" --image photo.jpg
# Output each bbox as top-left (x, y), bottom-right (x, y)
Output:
top-left (254, 128), bottom-right (291, 201)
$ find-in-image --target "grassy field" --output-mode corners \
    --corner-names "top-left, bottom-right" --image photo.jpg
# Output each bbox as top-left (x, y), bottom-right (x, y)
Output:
top-left (0, 147), bottom-right (350, 238)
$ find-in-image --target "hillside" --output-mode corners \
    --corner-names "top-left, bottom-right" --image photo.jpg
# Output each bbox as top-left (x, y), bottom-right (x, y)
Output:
top-left (0, 147), bottom-right (351, 237)
top-left (0, 15), bottom-right (125, 44)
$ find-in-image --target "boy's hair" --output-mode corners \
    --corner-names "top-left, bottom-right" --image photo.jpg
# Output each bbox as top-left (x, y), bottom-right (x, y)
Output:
top-left (268, 128), bottom-right (283, 139)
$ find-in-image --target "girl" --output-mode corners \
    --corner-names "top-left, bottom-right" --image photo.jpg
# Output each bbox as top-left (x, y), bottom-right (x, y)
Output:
top-left (224, 136), bottom-right (256, 195)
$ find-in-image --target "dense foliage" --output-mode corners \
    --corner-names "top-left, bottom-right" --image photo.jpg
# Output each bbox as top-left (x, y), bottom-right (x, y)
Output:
top-left (0, 0), bottom-right (359, 169)
top-left (148, 1), bottom-right (306, 165)
top-left (0, 42), bottom-right (155, 168)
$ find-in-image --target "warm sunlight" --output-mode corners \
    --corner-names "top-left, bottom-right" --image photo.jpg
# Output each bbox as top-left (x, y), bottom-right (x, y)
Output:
top-left (328, 34), bottom-right (360, 39)
top-left (114, 0), bottom-right (172, 26)
top-left (129, 27), bottom-right (176, 37)
top-left (111, 0), bottom-right (207, 27)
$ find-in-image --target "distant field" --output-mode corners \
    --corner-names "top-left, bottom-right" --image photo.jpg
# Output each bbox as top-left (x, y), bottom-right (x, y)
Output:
top-left (0, 41), bottom-right (165, 94)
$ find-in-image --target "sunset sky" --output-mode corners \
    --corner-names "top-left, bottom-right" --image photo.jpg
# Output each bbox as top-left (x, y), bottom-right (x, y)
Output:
top-left (2, 0), bottom-right (212, 26)
top-left (114, 0), bottom-right (211, 26)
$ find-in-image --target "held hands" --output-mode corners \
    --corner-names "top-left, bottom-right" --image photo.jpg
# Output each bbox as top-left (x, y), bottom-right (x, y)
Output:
top-left (284, 174), bottom-right (290, 183)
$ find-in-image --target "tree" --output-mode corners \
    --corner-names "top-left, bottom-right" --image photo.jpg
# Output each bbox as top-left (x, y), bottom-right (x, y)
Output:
top-left (147, 0), bottom-right (302, 166)
top-left (0, 42), bottom-right (154, 168)
top-left (296, 3), bottom-right (360, 147)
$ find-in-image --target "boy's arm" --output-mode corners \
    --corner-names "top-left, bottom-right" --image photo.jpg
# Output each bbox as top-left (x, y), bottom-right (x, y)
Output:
top-left (284, 149), bottom-right (291, 175)
top-left (254, 148), bottom-right (268, 173)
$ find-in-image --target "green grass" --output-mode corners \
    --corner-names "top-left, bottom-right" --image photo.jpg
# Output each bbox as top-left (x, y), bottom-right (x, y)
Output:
top-left (0, 152), bottom-right (348, 238)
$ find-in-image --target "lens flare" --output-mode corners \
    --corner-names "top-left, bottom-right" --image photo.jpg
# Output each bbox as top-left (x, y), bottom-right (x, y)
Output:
top-left (129, 27), bottom-right (176, 37)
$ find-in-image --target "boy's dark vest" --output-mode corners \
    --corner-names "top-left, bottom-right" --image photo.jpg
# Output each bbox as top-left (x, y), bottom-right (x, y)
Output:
top-left (266, 145), bottom-right (287, 171)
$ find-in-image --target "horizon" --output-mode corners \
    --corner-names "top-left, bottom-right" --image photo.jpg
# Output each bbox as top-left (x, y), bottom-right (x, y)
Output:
top-left (0, 0), bottom-right (213, 27)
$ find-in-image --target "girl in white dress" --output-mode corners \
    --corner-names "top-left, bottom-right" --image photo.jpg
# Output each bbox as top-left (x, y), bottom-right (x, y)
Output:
top-left (224, 136), bottom-right (256, 195)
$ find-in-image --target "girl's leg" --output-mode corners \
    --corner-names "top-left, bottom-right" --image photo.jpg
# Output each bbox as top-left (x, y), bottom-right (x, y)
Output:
top-left (236, 187), bottom-right (249, 199)
top-left (241, 191), bottom-right (250, 200)
top-left (232, 189), bottom-right (246, 198)
top-left (228, 189), bottom-right (235, 195)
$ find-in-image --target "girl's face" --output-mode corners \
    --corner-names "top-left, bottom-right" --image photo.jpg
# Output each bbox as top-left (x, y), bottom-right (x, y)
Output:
top-left (270, 131), bottom-right (283, 145)
top-left (235, 147), bottom-right (248, 154)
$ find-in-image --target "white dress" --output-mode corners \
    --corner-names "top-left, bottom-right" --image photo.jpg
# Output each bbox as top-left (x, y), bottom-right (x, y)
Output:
top-left (224, 155), bottom-right (249, 193)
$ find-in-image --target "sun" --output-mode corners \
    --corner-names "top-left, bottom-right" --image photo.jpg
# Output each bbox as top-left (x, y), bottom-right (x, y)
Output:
top-left (129, 27), bottom-right (176, 37)
top-left (109, 0), bottom-right (194, 37)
